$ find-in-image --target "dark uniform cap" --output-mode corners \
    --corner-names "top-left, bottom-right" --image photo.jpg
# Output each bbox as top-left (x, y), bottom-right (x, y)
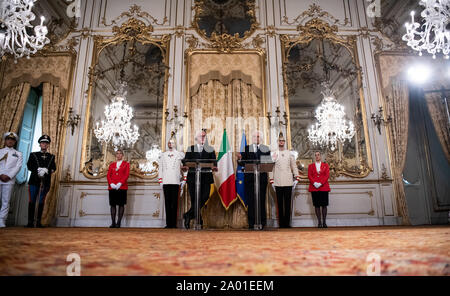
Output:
top-left (38, 135), bottom-right (51, 143)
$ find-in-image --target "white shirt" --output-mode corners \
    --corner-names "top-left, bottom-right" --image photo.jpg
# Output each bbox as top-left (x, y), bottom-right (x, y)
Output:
top-left (197, 144), bottom-right (203, 152)
top-left (116, 160), bottom-right (123, 170)
top-left (253, 144), bottom-right (260, 152)
top-left (315, 161), bottom-right (321, 173)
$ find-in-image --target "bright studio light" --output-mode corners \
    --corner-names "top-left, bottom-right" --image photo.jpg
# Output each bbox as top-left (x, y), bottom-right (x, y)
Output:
top-left (407, 64), bottom-right (431, 83)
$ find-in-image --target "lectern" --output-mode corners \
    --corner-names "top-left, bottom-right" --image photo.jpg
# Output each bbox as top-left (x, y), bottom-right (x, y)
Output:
top-left (183, 159), bottom-right (217, 230)
top-left (241, 160), bottom-right (274, 230)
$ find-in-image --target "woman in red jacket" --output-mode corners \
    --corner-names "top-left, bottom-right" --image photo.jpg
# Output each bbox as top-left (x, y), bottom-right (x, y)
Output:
top-left (308, 151), bottom-right (330, 228)
top-left (106, 149), bottom-right (130, 228)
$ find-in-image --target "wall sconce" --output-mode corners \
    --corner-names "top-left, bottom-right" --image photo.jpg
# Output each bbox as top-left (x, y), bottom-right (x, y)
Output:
top-left (165, 105), bottom-right (188, 134)
top-left (371, 106), bottom-right (392, 135)
top-left (60, 107), bottom-right (81, 136)
top-left (267, 106), bottom-right (288, 127)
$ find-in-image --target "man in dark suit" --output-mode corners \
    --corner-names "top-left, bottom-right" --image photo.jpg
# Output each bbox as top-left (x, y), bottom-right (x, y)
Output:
top-left (238, 130), bottom-right (271, 229)
top-left (182, 130), bottom-right (217, 229)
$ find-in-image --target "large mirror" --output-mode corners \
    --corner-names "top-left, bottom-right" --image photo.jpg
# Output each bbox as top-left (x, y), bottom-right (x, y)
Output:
top-left (192, 0), bottom-right (258, 40)
top-left (82, 19), bottom-right (170, 179)
top-left (282, 19), bottom-right (372, 179)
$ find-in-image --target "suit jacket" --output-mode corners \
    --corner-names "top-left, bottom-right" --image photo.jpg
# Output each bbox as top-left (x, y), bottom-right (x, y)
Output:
top-left (308, 162), bottom-right (330, 192)
top-left (240, 144), bottom-right (271, 185)
top-left (183, 144), bottom-right (216, 185)
top-left (107, 161), bottom-right (130, 190)
top-left (27, 151), bottom-right (56, 187)
top-left (269, 149), bottom-right (299, 187)
top-left (0, 147), bottom-right (23, 184)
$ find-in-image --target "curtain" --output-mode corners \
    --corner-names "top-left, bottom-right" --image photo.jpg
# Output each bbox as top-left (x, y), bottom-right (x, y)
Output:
top-left (386, 79), bottom-right (410, 225)
top-left (41, 82), bottom-right (66, 226)
top-left (188, 79), bottom-right (264, 228)
top-left (425, 92), bottom-right (450, 162)
top-left (0, 83), bottom-right (31, 146)
top-left (189, 79), bottom-right (263, 152)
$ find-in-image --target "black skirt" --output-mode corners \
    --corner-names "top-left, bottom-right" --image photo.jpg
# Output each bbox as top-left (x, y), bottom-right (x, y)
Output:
top-left (109, 189), bottom-right (127, 206)
top-left (311, 191), bottom-right (329, 207)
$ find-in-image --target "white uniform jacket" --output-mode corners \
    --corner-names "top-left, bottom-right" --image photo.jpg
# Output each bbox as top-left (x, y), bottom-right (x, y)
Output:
top-left (0, 147), bottom-right (23, 184)
top-left (269, 149), bottom-right (299, 187)
top-left (158, 150), bottom-right (185, 185)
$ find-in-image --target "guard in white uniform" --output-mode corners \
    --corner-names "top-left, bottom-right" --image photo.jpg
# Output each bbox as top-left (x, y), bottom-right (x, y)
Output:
top-left (158, 138), bottom-right (185, 228)
top-left (269, 132), bottom-right (299, 228)
top-left (0, 132), bottom-right (23, 227)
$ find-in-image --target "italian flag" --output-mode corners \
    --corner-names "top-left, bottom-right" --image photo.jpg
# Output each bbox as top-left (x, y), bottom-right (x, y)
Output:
top-left (216, 129), bottom-right (237, 209)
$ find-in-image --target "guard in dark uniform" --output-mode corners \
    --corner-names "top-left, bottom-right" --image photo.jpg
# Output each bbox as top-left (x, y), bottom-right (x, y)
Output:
top-left (26, 135), bottom-right (56, 227)
top-left (182, 130), bottom-right (216, 229)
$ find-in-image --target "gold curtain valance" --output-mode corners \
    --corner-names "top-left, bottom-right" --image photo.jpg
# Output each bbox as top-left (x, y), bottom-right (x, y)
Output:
top-left (0, 54), bottom-right (74, 99)
top-left (189, 53), bottom-right (263, 98)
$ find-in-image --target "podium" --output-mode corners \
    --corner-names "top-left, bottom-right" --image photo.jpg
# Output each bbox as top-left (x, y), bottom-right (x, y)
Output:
top-left (183, 159), bottom-right (217, 230)
top-left (240, 160), bottom-right (274, 230)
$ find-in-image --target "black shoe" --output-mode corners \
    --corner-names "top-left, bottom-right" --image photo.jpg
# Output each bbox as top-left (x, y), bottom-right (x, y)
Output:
top-left (36, 223), bottom-right (44, 228)
top-left (116, 223), bottom-right (121, 228)
top-left (322, 223), bottom-right (327, 228)
top-left (109, 223), bottom-right (116, 228)
top-left (183, 213), bottom-right (190, 229)
top-left (318, 223), bottom-right (322, 228)
top-left (27, 202), bottom-right (35, 228)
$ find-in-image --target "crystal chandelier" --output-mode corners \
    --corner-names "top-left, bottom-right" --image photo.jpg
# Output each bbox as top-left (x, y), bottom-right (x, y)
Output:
top-left (308, 83), bottom-right (356, 151)
top-left (0, 0), bottom-right (50, 60)
top-left (139, 144), bottom-right (161, 173)
top-left (402, 0), bottom-right (450, 59)
top-left (94, 82), bottom-right (140, 151)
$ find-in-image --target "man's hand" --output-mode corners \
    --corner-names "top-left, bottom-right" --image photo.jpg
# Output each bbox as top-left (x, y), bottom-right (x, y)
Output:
top-left (212, 166), bottom-right (218, 172)
top-left (181, 166), bottom-right (189, 172)
top-left (0, 174), bottom-right (10, 182)
top-left (37, 168), bottom-right (46, 177)
top-left (236, 153), bottom-right (242, 160)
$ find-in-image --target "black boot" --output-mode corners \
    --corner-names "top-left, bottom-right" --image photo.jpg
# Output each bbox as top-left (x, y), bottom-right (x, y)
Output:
top-left (26, 202), bottom-right (35, 227)
top-left (36, 203), bottom-right (44, 228)
top-left (183, 212), bottom-right (190, 229)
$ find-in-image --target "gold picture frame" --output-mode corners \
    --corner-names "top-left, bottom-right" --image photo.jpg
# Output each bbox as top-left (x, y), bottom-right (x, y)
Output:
top-left (80, 17), bottom-right (171, 180)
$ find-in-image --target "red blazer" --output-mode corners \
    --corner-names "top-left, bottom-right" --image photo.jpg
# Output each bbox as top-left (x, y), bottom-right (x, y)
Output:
top-left (308, 162), bottom-right (330, 192)
top-left (107, 161), bottom-right (130, 190)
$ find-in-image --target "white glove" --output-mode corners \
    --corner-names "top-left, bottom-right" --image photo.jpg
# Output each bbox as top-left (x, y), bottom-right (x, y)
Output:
top-left (271, 184), bottom-right (276, 192)
top-left (180, 181), bottom-right (186, 189)
top-left (293, 180), bottom-right (298, 187)
top-left (313, 182), bottom-right (321, 188)
top-left (116, 182), bottom-right (122, 190)
top-left (110, 183), bottom-right (117, 189)
top-left (37, 168), bottom-right (46, 177)
top-left (159, 182), bottom-right (163, 189)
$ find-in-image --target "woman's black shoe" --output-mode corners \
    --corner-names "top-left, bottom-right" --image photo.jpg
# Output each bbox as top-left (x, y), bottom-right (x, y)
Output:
top-left (109, 223), bottom-right (116, 228)
top-left (317, 223), bottom-right (322, 228)
top-left (322, 223), bottom-right (328, 228)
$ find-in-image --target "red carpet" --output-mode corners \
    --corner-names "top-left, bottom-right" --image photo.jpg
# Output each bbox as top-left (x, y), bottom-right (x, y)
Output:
top-left (0, 226), bottom-right (449, 275)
